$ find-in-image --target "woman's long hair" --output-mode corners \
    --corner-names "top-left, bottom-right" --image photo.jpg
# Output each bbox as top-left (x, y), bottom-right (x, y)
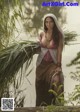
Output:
top-left (44, 17), bottom-right (62, 47)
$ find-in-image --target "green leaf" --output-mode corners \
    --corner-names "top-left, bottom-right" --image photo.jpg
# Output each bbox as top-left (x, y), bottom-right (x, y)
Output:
top-left (0, 41), bottom-right (39, 92)
top-left (57, 84), bottom-right (63, 93)
top-left (52, 82), bottom-right (57, 88)
top-left (49, 89), bottom-right (57, 96)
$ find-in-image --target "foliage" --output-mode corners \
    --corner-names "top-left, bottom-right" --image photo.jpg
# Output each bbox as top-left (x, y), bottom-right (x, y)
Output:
top-left (66, 71), bottom-right (80, 105)
top-left (70, 71), bottom-right (80, 82)
top-left (0, 0), bottom-right (23, 49)
top-left (67, 52), bottom-right (80, 69)
top-left (0, 41), bottom-right (39, 96)
top-left (44, 105), bottom-right (80, 112)
top-left (49, 83), bottom-right (64, 106)
top-left (64, 31), bottom-right (78, 45)
top-left (2, 78), bottom-right (26, 107)
top-left (67, 45), bottom-right (80, 105)
top-left (67, 85), bottom-right (80, 106)
top-left (13, 78), bottom-right (26, 107)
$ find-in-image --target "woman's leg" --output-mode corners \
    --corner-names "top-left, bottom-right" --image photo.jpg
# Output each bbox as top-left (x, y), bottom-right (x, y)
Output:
top-left (36, 79), bottom-right (53, 106)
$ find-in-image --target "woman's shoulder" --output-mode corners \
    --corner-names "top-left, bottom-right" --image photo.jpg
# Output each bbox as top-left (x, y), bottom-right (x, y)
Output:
top-left (39, 31), bottom-right (45, 37)
top-left (38, 32), bottom-right (45, 41)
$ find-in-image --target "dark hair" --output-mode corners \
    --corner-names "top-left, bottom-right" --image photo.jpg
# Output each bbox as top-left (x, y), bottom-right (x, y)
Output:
top-left (44, 16), bottom-right (62, 46)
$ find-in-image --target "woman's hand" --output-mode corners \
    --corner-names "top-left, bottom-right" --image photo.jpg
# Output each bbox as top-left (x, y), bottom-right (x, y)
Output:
top-left (55, 66), bottom-right (62, 73)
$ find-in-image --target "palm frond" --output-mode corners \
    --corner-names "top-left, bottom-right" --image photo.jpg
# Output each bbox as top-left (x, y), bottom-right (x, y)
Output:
top-left (67, 52), bottom-right (80, 67)
top-left (0, 41), bottom-right (39, 91)
top-left (64, 31), bottom-right (78, 45)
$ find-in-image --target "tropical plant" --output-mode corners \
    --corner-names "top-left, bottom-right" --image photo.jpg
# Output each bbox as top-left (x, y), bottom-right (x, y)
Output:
top-left (66, 34), bottom-right (80, 105)
top-left (0, 0), bottom-right (23, 50)
top-left (67, 70), bottom-right (80, 105)
top-left (49, 83), bottom-right (64, 106)
top-left (0, 41), bottom-right (39, 95)
top-left (67, 52), bottom-right (80, 69)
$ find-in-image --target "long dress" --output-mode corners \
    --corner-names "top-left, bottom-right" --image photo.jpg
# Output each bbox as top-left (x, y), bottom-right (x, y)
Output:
top-left (35, 36), bottom-right (64, 106)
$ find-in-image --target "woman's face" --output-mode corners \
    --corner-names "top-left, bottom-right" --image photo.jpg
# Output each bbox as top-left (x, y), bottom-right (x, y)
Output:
top-left (45, 17), bottom-right (54, 30)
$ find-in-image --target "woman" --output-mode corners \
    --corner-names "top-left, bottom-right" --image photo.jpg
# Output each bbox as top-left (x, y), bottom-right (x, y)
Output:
top-left (35, 13), bottom-right (64, 106)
